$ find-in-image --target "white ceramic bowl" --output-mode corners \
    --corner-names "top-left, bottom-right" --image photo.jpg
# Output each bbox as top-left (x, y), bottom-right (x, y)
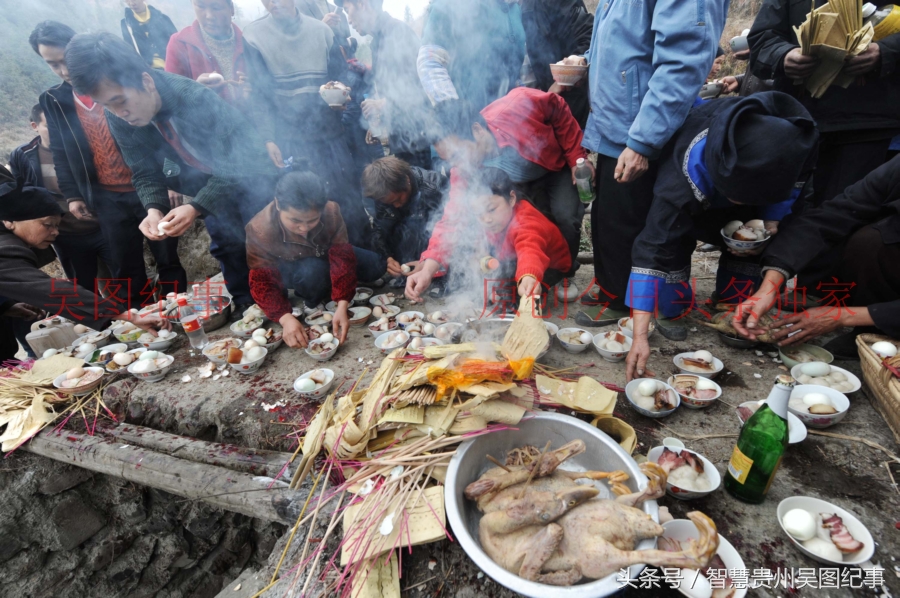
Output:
top-left (556, 327), bottom-right (593, 353)
top-left (406, 337), bottom-right (445, 355)
top-left (549, 63), bottom-right (588, 86)
top-left (790, 363), bottom-right (861, 394)
top-left (229, 347), bottom-right (268, 374)
top-left (730, 35), bottom-right (750, 52)
top-left (202, 338), bottom-right (243, 365)
top-left (426, 310), bottom-right (453, 324)
top-left (673, 352), bottom-right (724, 379)
top-left (433, 322), bottom-right (463, 343)
top-left (736, 401), bottom-right (807, 444)
top-left (368, 317), bottom-right (399, 335)
top-left (319, 86), bottom-right (350, 106)
top-left (396, 311), bottom-right (425, 329)
top-left (53, 366), bottom-right (105, 396)
top-left (788, 385), bottom-right (850, 429)
top-left (83, 343), bottom-right (129, 366)
top-left (230, 319), bottom-right (265, 338)
top-left (306, 338), bottom-right (339, 362)
top-left (375, 330), bottom-right (410, 353)
top-left (370, 304), bottom-right (401, 318)
top-left (779, 343), bottom-right (834, 370)
top-left (293, 368), bottom-right (335, 399)
top-left (105, 348), bottom-right (147, 374)
top-left (666, 374), bottom-right (722, 409)
top-left (592, 331), bottom-right (633, 362)
top-left (76, 329), bottom-right (112, 349)
top-left (647, 446), bottom-right (721, 500)
top-left (661, 520), bottom-right (748, 598)
top-left (624, 379), bottom-right (681, 418)
top-left (776, 496), bottom-right (874, 566)
top-left (138, 331), bottom-right (177, 351)
top-left (543, 321), bottom-right (559, 341)
top-left (353, 286), bottom-right (374, 305)
top-left (349, 306), bottom-right (372, 326)
top-left (720, 227), bottom-right (772, 253)
top-left (369, 293), bottom-right (398, 308)
top-left (617, 317), bottom-right (655, 339)
top-left (126, 354), bottom-right (175, 383)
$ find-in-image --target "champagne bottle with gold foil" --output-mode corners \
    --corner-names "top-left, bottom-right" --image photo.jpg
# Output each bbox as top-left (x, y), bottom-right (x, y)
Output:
top-left (724, 375), bottom-right (794, 503)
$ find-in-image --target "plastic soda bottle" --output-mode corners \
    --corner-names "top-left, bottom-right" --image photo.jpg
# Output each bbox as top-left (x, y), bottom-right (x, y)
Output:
top-left (177, 297), bottom-right (209, 350)
top-left (574, 158), bottom-right (594, 203)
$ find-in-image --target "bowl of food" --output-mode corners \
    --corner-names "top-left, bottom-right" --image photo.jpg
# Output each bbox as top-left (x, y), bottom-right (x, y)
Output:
top-left (126, 353), bottom-right (175, 383)
top-left (660, 519), bottom-right (748, 598)
top-left (53, 366), bottom-right (105, 396)
top-left (617, 317), bottom-right (655, 339)
top-left (375, 330), bottom-right (410, 352)
top-left (353, 287), bottom-right (373, 306)
top-left (306, 335), bottom-right (339, 361)
top-left (112, 324), bottom-right (144, 344)
top-left (349, 306), bottom-right (372, 326)
top-left (249, 327), bottom-right (283, 352)
top-left (138, 329), bottom-right (177, 351)
top-left (434, 322), bottom-right (463, 343)
top-left (647, 446), bottom-right (721, 500)
top-left (82, 343), bottom-right (129, 366)
top-left (778, 344), bottom-right (834, 370)
top-left (369, 293), bottom-right (398, 308)
top-left (776, 496), bottom-right (874, 566)
top-left (396, 311), bottom-right (425, 328)
top-left (666, 374), bottom-right (721, 409)
top-left (231, 314), bottom-right (266, 338)
top-left (202, 338), bottom-right (243, 365)
top-left (426, 310), bottom-right (452, 324)
top-left (720, 219), bottom-right (772, 253)
top-left (543, 321), bottom-right (559, 338)
top-left (371, 304), bottom-right (401, 319)
top-left (368, 315), bottom-right (398, 335)
top-left (673, 350), bottom-right (723, 379)
top-left (104, 348), bottom-right (146, 373)
top-left (293, 368), bottom-right (335, 399)
top-left (549, 61), bottom-right (588, 86)
top-left (76, 329), bottom-right (112, 349)
top-left (319, 81), bottom-right (351, 106)
top-left (790, 362), bottom-right (860, 394)
top-left (444, 412), bottom-right (659, 598)
top-left (556, 327), bottom-right (594, 353)
top-left (228, 346), bottom-right (268, 374)
top-left (624, 379), bottom-right (680, 418)
top-left (736, 401), bottom-right (807, 444)
top-left (406, 336), bottom-right (445, 355)
top-left (593, 330), bottom-right (632, 362)
top-left (304, 310), bottom-right (334, 328)
top-left (163, 295), bottom-right (233, 332)
top-left (787, 385), bottom-right (850, 429)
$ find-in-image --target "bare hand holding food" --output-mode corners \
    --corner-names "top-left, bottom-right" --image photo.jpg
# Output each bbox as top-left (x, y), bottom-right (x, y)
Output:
top-left (157, 204), bottom-right (200, 237)
top-left (279, 314), bottom-right (309, 348)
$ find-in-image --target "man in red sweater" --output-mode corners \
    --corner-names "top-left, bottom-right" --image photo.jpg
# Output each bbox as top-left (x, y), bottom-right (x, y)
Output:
top-left (426, 88), bottom-right (591, 301)
top-left (407, 168), bottom-right (570, 305)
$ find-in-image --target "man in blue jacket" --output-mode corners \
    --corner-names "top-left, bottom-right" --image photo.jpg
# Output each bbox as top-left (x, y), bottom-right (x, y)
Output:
top-left (576, 0), bottom-right (730, 335)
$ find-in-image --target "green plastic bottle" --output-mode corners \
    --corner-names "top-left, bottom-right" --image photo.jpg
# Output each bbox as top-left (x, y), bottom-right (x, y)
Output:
top-left (724, 374), bottom-right (795, 503)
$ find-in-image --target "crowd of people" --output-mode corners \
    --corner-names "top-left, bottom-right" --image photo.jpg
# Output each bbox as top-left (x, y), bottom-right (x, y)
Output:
top-left (0, 0), bottom-right (898, 375)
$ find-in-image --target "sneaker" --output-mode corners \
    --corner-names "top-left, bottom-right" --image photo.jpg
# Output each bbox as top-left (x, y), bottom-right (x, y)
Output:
top-left (655, 316), bottom-right (688, 341)
top-left (231, 302), bottom-right (255, 320)
top-left (555, 278), bottom-right (579, 301)
top-left (303, 303), bottom-right (325, 315)
top-left (575, 306), bottom-right (630, 327)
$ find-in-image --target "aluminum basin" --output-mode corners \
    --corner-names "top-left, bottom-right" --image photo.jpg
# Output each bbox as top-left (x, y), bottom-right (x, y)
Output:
top-left (444, 412), bottom-right (657, 598)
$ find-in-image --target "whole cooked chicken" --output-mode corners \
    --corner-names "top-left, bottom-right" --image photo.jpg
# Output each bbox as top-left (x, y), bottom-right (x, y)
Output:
top-left (465, 440), bottom-right (719, 585)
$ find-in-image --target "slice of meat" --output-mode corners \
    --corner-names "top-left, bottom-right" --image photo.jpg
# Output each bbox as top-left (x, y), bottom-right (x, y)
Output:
top-left (682, 450), bottom-right (705, 474)
top-left (820, 513), bottom-right (864, 553)
top-left (695, 388), bottom-right (719, 400)
top-left (658, 448), bottom-right (686, 474)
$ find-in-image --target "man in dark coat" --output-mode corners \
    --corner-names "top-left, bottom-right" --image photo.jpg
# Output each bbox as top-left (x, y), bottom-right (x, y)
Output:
top-left (749, 0), bottom-right (900, 207)
top-left (621, 92), bottom-right (819, 380)
top-left (733, 155), bottom-right (900, 358)
top-left (121, 0), bottom-right (178, 69)
top-left (520, 0), bottom-right (593, 127)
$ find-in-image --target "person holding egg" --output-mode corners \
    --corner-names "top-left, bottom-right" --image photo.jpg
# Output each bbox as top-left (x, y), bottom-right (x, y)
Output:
top-left (623, 92), bottom-right (819, 381)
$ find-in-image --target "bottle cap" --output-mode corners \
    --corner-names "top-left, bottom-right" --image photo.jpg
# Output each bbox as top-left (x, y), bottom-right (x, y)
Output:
top-left (775, 374), bottom-right (796, 387)
top-left (576, 157), bottom-right (585, 165)
top-left (862, 3), bottom-right (876, 18)
top-left (177, 297), bottom-right (188, 307)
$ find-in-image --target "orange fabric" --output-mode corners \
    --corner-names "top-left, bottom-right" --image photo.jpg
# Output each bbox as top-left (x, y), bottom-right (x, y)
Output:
top-left (486, 200), bottom-right (571, 284)
top-left (427, 359), bottom-right (515, 400)
top-left (74, 96), bottom-right (134, 191)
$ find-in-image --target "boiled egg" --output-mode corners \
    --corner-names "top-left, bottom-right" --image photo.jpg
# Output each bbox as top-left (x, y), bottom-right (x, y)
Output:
top-left (579, 331), bottom-right (593, 345)
top-left (319, 333), bottom-right (334, 344)
top-left (73, 324), bottom-right (89, 334)
top-left (113, 352), bottom-right (135, 366)
top-left (637, 380), bottom-right (658, 397)
top-left (66, 366), bottom-right (85, 380)
top-left (801, 392), bottom-right (831, 407)
top-left (782, 508), bottom-right (817, 541)
top-left (296, 378), bottom-right (316, 392)
top-left (800, 361), bottom-right (831, 377)
top-left (245, 347), bottom-right (265, 362)
top-left (693, 350), bottom-right (713, 364)
top-left (872, 341), bottom-right (897, 358)
top-left (42, 348), bottom-right (58, 359)
top-left (139, 351), bottom-right (160, 361)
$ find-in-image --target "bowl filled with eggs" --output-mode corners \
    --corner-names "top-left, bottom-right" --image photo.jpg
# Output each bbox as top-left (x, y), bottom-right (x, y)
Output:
top-left (293, 368), bottom-right (335, 399)
top-left (137, 329), bottom-right (177, 351)
top-left (126, 352), bottom-right (175, 383)
top-left (375, 330), bottom-right (410, 353)
top-left (228, 345), bottom-right (269, 374)
top-left (406, 336), bottom-right (445, 355)
top-left (592, 330), bottom-right (632, 362)
top-left (777, 496), bottom-right (874, 566)
top-left (720, 219), bottom-right (772, 252)
top-left (787, 385), bottom-right (850, 428)
top-left (790, 361), bottom-right (860, 394)
top-left (624, 378), bottom-right (680, 418)
top-left (617, 317), bottom-right (655, 339)
top-left (104, 348), bottom-right (147, 374)
top-left (778, 344), bottom-right (833, 370)
top-left (556, 327), bottom-right (594, 353)
top-left (53, 366), bottom-right (105, 396)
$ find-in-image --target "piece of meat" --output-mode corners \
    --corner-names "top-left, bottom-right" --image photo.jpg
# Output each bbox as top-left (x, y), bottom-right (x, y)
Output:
top-left (695, 388), bottom-right (718, 400)
top-left (654, 389), bottom-right (677, 411)
top-left (682, 450), bottom-right (705, 474)
top-left (820, 513), bottom-right (864, 553)
top-left (658, 448), bottom-right (686, 474)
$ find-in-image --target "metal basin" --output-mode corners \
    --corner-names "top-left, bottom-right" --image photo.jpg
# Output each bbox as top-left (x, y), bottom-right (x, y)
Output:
top-left (163, 295), bottom-right (232, 333)
top-left (444, 412), bottom-right (658, 598)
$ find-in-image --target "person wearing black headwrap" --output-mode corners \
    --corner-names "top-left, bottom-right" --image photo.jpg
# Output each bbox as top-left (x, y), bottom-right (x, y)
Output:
top-left (0, 166), bottom-right (166, 360)
top-left (613, 92), bottom-right (819, 381)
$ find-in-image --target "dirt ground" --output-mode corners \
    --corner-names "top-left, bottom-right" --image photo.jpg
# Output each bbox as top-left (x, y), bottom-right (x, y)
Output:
top-left (17, 248), bottom-right (899, 598)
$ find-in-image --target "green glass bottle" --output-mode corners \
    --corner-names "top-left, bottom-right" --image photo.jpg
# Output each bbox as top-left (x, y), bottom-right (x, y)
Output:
top-left (724, 374), bottom-right (795, 503)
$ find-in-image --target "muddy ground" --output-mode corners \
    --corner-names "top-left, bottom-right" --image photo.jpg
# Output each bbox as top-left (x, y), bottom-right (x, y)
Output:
top-left (6, 248), bottom-right (900, 598)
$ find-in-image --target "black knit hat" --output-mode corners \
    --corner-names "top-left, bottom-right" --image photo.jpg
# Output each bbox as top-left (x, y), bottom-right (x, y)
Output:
top-left (705, 91), bottom-right (818, 205)
top-left (0, 165), bottom-right (64, 222)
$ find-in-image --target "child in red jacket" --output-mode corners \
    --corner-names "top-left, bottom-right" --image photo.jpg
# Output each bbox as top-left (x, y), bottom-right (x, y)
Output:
top-left (408, 167), bottom-right (571, 302)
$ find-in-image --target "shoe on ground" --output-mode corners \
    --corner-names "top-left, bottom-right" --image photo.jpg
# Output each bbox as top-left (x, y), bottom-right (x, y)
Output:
top-left (655, 315), bottom-right (688, 341)
top-left (389, 276), bottom-right (406, 289)
top-left (822, 331), bottom-right (863, 360)
top-left (575, 306), bottom-right (630, 327)
top-left (696, 243), bottom-right (718, 253)
top-left (555, 279), bottom-right (579, 301)
top-left (302, 302), bottom-right (325, 315)
top-left (231, 302), bottom-right (255, 320)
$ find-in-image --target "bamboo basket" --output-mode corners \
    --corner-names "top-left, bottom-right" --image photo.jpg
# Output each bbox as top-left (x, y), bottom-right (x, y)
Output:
top-left (856, 333), bottom-right (900, 442)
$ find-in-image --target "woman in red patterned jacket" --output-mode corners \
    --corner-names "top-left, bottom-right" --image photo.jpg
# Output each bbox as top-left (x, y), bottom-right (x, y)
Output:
top-left (245, 172), bottom-right (386, 348)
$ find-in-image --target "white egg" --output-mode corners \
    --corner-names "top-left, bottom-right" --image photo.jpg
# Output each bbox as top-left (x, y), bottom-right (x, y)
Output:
top-left (409, 337), bottom-right (423, 349)
top-left (157, 329), bottom-right (172, 339)
top-left (802, 537), bottom-right (843, 562)
top-left (782, 508), bottom-right (817, 541)
top-left (73, 324), bottom-right (89, 334)
top-left (625, 318), bottom-right (634, 331)
top-left (42, 348), bottom-right (58, 359)
top-left (800, 361), bottom-right (831, 377)
top-left (606, 341), bottom-right (624, 352)
top-left (243, 340), bottom-right (259, 350)
top-left (432, 311), bottom-right (443, 320)
top-left (436, 328), bottom-right (449, 339)
top-left (829, 371), bottom-right (847, 382)
top-left (722, 220), bottom-right (744, 237)
top-left (373, 306), bottom-right (384, 318)
top-left (398, 314), bottom-right (410, 323)
top-left (696, 378), bottom-right (718, 391)
top-left (745, 219), bottom-right (765, 231)
top-left (296, 378), bottom-right (316, 392)
top-left (579, 331), bottom-right (593, 344)
top-left (401, 264), bottom-right (411, 273)
top-left (140, 351), bottom-right (160, 361)
top-left (872, 341), bottom-right (898, 358)
top-left (66, 366), bottom-right (85, 380)
top-left (157, 221), bottom-right (172, 236)
top-left (392, 332), bottom-right (406, 344)
top-left (796, 374), bottom-right (812, 384)
top-left (76, 342), bottom-right (97, 356)
top-left (322, 313), bottom-right (333, 322)
top-left (132, 360), bottom-right (154, 374)
top-left (246, 347), bottom-right (265, 362)
top-left (423, 323), bottom-right (435, 335)
top-left (802, 392), bottom-right (831, 407)
top-left (320, 333), bottom-right (334, 343)
top-left (113, 353), bottom-right (134, 366)
top-left (693, 350), bottom-right (713, 363)
top-left (637, 380), bottom-right (658, 397)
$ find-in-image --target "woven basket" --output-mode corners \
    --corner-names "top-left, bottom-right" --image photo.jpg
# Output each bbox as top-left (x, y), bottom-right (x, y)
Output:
top-left (856, 333), bottom-right (900, 442)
